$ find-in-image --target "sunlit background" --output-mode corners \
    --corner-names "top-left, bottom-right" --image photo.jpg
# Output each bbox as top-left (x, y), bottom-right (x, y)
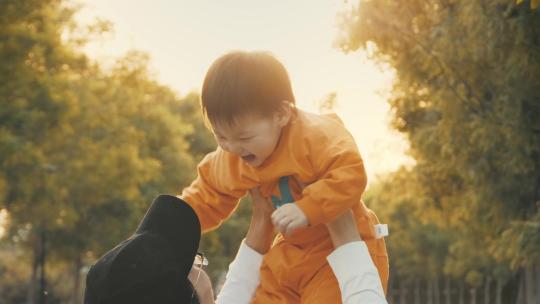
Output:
top-left (76, 0), bottom-right (412, 182)
top-left (2, 1), bottom-right (538, 303)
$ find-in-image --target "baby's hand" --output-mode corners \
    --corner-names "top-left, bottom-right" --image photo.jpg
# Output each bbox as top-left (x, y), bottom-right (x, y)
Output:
top-left (271, 204), bottom-right (308, 236)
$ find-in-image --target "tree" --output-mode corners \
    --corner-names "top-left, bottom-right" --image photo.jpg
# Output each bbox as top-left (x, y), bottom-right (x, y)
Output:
top-left (339, 0), bottom-right (540, 302)
top-left (0, 1), bottom-right (92, 302)
top-left (0, 1), bottom-right (216, 302)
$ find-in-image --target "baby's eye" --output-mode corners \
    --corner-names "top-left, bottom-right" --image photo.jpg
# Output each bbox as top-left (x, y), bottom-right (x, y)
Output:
top-left (239, 136), bottom-right (254, 141)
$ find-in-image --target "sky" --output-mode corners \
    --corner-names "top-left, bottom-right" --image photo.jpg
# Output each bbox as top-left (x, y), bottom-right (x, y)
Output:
top-left (1, 0), bottom-right (414, 238)
top-left (75, 0), bottom-right (412, 183)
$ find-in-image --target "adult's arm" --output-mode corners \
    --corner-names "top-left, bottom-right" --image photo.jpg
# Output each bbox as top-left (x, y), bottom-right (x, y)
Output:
top-left (215, 240), bottom-right (264, 304)
top-left (326, 210), bottom-right (387, 304)
top-left (216, 188), bottom-right (274, 304)
top-left (327, 242), bottom-right (387, 304)
top-left (218, 240), bottom-right (387, 304)
top-left (218, 197), bottom-right (388, 304)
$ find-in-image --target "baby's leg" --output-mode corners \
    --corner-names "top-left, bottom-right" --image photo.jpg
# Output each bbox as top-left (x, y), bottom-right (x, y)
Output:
top-left (251, 235), bottom-right (332, 304)
top-left (299, 263), bottom-right (341, 303)
top-left (294, 211), bottom-right (359, 303)
top-left (251, 258), bottom-right (300, 304)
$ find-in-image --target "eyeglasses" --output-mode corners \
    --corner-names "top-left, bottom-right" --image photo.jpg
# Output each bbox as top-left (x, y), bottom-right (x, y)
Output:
top-left (191, 252), bottom-right (209, 302)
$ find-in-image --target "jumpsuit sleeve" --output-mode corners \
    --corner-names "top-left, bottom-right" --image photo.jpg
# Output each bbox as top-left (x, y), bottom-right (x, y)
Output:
top-left (180, 150), bottom-right (246, 232)
top-left (294, 122), bottom-right (367, 226)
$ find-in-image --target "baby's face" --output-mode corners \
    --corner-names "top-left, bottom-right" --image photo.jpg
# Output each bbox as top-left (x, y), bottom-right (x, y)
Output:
top-left (212, 112), bottom-right (287, 167)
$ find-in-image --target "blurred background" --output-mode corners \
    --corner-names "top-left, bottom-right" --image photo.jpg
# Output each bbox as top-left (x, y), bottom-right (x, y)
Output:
top-left (0, 0), bottom-right (539, 303)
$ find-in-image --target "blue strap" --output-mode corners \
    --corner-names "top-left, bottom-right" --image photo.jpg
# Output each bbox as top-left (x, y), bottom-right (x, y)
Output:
top-left (271, 195), bottom-right (282, 209)
top-left (271, 176), bottom-right (295, 208)
top-left (279, 176), bottom-right (294, 205)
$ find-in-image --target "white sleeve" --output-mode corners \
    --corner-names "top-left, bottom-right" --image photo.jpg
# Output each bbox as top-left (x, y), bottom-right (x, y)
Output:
top-left (215, 239), bottom-right (263, 304)
top-left (327, 241), bottom-right (388, 304)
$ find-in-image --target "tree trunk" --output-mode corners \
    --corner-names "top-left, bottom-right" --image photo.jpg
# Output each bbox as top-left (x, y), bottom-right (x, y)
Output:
top-left (427, 279), bottom-right (434, 304)
top-left (39, 230), bottom-right (47, 304)
top-left (484, 276), bottom-right (491, 304)
top-left (536, 265), bottom-right (540, 304)
top-left (444, 277), bottom-right (451, 304)
top-left (414, 279), bottom-right (420, 304)
top-left (389, 287), bottom-right (394, 304)
top-left (401, 285), bottom-right (408, 304)
top-left (26, 240), bottom-right (39, 304)
top-left (458, 281), bottom-right (465, 304)
top-left (434, 276), bottom-right (441, 304)
top-left (71, 255), bottom-right (82, 304)
top-left (495, 278), bottom-right (503, 304)
top-left (470, 288), bottom-right (477, 304)
top-left (525, 266), bottom-right (535, 304)
top-left (516, 270), bottom-right (524, 304)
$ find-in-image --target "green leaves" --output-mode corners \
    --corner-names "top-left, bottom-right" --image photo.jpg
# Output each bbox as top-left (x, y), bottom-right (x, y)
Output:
top-left (516, 0), bottom-right (539, 9)
top-left (0, 1), bottom-right (218, 301)
top-left (341, 0), bottom-right (540, 297)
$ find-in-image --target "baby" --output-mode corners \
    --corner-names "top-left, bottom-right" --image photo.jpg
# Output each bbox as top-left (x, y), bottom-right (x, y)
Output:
top-left (181, 51), bottom-right (388, 303)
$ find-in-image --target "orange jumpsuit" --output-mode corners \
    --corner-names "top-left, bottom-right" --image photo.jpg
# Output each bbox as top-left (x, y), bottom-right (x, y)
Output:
top-left (181, 110), bottom-right (389, 303)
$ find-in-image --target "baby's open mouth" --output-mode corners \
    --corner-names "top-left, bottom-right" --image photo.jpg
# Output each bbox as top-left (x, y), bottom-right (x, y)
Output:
top-left (241, 154), bottom-right (256, 162)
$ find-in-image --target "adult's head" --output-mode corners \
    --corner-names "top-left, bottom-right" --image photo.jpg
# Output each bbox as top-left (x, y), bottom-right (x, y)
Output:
top-left (84, 194), bottom-right (201, 304)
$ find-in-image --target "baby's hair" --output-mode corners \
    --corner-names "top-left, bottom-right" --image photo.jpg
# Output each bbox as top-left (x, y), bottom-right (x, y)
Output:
top-left (201, 51), bottom-right (295, 127)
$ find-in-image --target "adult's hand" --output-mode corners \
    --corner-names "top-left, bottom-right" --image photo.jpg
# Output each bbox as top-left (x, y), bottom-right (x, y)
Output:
top-left (245, 188), bottom-right (276, 254)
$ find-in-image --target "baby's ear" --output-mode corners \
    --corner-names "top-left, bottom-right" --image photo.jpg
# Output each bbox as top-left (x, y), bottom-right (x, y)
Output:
top-left (275, 100), bottom-right (293, 127)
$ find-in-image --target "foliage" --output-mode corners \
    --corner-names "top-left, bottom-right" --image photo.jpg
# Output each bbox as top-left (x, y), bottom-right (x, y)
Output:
top-left (0, 0), bottom-right (227, 302)
top-left (3, 0), bottom-right (538, 302)
top-left (341, 0), bottom-right (540, 299)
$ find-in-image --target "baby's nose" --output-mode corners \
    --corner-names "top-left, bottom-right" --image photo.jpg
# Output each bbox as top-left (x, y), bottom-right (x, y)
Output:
top-left (221, 141), bottom-right (242, 155)
top-left (229, 144), bottom-right (244, 155)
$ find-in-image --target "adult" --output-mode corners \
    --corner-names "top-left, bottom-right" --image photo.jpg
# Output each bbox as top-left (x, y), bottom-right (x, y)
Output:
top-left (214, 189), bottom-right (387, 304)
top-left (83, 194), bottom-right (201, 303)
top-left (84, 192), bottom-right (387, 304)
